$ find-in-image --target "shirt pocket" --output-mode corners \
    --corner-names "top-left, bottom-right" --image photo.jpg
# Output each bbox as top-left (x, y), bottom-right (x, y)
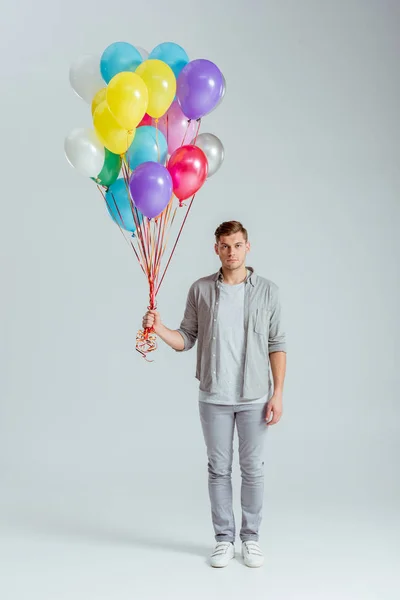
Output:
top-left (254, 308), bottom-right (271, 335)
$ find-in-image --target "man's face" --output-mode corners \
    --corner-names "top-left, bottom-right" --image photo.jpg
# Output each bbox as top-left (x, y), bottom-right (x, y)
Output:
top-left (215, 232), bottom-right (250, 271)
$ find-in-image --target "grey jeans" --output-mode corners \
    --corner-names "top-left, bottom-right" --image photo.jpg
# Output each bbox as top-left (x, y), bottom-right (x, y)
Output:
top-left (198, 400), bottom-right (268, 543)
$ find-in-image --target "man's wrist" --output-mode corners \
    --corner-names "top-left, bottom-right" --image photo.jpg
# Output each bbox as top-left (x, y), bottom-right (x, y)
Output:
top-left (272, 388), bottom-right (284, 397)
top-left (154, 322), bottom-right (165, 336)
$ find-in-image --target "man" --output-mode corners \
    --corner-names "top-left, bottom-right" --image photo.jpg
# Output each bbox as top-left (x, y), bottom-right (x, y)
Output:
top-left (142, 220), bottom-right (287, 568)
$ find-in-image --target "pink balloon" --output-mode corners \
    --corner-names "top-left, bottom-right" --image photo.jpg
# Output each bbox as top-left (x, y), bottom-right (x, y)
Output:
top-left (155, 101), bottom-right (198, 155)
top-left (137, 113), bottom-right (152, 127)
top-left (167, 145), bottom-right (208, 202)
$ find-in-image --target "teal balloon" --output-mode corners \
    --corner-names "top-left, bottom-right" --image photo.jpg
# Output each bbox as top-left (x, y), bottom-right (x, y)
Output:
top-left (126, 126), bottom-right (168, 171)
top-left (105, 178), bottom-right (143, 233)
top-left (100, 42), bottom-right (143, 83)
top-left (149, 42), bottom-right (189, 79)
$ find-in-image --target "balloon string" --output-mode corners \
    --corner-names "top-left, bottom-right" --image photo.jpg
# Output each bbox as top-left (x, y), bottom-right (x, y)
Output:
top-left (156, 193), bottom-right (196, 296)
top-left (153, 209), bottom-right (165, 276)
top-left (153, 197), bottom-right (173, 280)
top-left (155, 118), bottom-right (160, 163)
top-left (149, 217), bottom-right (157, 270)
top-left (153, 197), bottom-right (170, 283)
top-left (156, 196), bottom-right (174, 270)
top-left (121, 159), bottom-right (149, 273)
top-left (156, 205), bottom-right (177, 282)
top-left (137, 232), bottom-right (159, 361)
top-left (96, 184), bottom-right (146, 275)
top-left (137, 194), bottom-right (175, 360)
top-left (193, 118), bottom-right (201, 144)
top-left (181, 119), bottom-right (191, 147)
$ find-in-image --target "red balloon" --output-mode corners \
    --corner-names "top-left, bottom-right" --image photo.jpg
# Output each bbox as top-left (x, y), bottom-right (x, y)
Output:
top-left (167, 145), bottom-right (208, 201)
top-left (137, 113), bottom-right (153, 127)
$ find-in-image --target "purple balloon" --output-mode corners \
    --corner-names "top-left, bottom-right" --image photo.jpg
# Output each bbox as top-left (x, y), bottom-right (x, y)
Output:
top-left (177, 59), bottom-right (224, 120)
top-left (129, 162), bottom-right (172, 220)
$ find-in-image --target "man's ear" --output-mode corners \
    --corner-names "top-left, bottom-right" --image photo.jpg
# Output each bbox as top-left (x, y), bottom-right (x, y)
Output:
top-left (214, 244), bottom-right (219, 255)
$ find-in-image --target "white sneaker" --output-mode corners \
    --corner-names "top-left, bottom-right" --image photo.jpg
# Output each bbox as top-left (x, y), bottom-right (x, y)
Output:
top-left (241, 541), bottom-right (264, 568)
top-left (209, 542), bottom-right (235, 567)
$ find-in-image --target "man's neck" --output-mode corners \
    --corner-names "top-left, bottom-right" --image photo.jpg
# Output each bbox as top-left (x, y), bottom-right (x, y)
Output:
top-left (220, 265), bottom-right (248, 285)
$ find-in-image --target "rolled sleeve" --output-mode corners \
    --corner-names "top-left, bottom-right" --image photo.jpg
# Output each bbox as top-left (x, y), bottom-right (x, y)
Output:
top-left (268, 285), bottom-right (287, 353)
top-left (175, 284), bottom-right (198, 352)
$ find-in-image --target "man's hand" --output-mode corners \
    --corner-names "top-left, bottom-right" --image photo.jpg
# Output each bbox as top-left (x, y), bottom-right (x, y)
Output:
top-left (141, 312), bottom-right (185, 351)
top-left (142, 310), bottom-right (162, 334)
top-left (265, 392), bottom-right (283, 426)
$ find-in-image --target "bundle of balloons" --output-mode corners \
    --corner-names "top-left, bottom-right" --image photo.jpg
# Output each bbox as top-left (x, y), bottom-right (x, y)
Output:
top-left (65, 41), bottom-right (225, 359)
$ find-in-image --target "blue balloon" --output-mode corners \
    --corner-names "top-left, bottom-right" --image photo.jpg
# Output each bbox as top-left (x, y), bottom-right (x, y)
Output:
top-left (105, 178), bottom-right (143, 233)
top-left (149, 42), bottom-right (189, 79)
top-left (126, 126), bottom-right (168, 171)
top-left (100, 42), bottom-right (143, 83)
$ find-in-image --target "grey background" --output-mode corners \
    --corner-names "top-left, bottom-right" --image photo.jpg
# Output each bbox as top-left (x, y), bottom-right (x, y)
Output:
top-left (1, 0), bottom-right (399, 598)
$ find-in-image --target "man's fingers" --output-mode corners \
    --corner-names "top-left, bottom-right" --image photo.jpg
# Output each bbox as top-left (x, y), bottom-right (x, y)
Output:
top-left (142, 316), bottom-right (155, 328)
top-left (267, 414), bottom-right (282, 426)
top-left (265, 404), bottom-right (282, 425)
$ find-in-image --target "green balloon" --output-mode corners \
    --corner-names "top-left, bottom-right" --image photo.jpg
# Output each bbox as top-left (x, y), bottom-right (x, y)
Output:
top-left (91, 149), bottom-right (121, 187)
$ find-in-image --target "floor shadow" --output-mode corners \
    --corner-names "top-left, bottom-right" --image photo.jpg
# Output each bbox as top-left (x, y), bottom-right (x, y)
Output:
top-left (7, 511), bottom-right (210, 558)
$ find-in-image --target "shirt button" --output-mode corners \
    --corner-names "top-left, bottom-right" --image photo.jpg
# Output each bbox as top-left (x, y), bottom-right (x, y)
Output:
top-left (213, 337), bottom-right (216, 340)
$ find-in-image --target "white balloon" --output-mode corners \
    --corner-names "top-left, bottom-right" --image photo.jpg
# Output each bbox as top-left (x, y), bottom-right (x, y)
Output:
top-left (69, 54), bottom-right (105, 104)
top-left (194, 133), bottom-right (225, 178)
top-left (135, 46), bottom-right (149, 61)
top-left (65, 128), bottom-right (105, 178)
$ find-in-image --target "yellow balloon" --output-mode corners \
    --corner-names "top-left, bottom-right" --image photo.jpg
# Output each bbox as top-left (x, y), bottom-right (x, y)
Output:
top-left (93, 101), bottom-right (135, 155)
top-left (91, 87), bottom-right (107, 116)
top-left (135, 59), bottom-right (176, 119)
top-left (107, 72), bottom-right (149, 130)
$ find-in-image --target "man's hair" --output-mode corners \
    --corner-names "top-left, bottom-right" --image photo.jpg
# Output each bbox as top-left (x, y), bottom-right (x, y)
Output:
top-left (214, 220), bottom-right (248, 243)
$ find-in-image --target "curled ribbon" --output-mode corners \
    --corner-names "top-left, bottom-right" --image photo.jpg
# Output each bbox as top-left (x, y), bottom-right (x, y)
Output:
top-left (136, 327), bottom-right (158, 361)
top-left (136, 279), bottom-right (158, 361)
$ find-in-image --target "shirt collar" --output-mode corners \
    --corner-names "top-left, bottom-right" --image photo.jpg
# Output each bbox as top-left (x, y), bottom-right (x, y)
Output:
top-left (214, 266), bottom-right (257, 287)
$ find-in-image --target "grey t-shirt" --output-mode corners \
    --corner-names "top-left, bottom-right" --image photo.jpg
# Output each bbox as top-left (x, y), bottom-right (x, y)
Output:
top-left (199, 277), bottom-right (268, 406)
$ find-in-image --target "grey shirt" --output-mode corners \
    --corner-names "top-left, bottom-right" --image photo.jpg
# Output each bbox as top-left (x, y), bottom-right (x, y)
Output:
top-left (176, 266), bottom-right (287, 400)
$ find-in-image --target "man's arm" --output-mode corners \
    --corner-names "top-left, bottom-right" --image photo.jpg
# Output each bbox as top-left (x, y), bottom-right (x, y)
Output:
top-left (268, 284), bottom-right (287, 392)
top-left (269, 351), bottom-right (286, 395)
top-left (155, 323), bottom-right (186, 351)
top-left (265, 284), bottom-right (287, 425)
top-left (268, 284), bottom-right (287, 354)
top-left (150, 283), bottom-right (198, 352)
